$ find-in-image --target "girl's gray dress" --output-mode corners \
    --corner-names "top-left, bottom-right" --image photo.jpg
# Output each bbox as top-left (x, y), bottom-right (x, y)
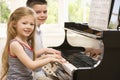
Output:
top-left (7, 39), bottom-right (33, 80)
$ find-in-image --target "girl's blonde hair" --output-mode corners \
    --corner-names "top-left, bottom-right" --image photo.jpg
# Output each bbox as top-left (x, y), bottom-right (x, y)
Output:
top-left (0, 7), bottom-right (36, 79)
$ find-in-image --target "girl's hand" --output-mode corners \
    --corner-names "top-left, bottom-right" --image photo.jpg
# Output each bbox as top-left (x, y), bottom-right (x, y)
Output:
top-left (51, 54), bottom-right (66, 64)
top-left (44, 48), bottom-right (61, 55)
top-left (45, 54), bottom-right (66, 63)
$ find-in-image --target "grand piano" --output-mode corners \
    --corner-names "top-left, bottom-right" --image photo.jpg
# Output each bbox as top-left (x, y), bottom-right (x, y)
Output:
top-left (48, 21), bottom-right (120, 80)
top-left (49, 0), bottom-right (120, 79)
top-left (49, 22), bottom-right (103, 79)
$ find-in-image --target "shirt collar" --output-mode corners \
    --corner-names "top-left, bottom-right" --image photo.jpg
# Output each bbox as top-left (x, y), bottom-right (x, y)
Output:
top-left (36, 26), bottom-right (41, 32)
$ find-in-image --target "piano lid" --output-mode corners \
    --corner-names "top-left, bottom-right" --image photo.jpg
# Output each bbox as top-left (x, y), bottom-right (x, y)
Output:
top-left (64, 22), bottom-right (102, 39)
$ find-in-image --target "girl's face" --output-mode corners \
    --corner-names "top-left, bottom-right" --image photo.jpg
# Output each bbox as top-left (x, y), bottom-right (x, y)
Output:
top-left (32, 4), bottom-right (48, 26)
top-left (15, 15), bottom-right (35, 39)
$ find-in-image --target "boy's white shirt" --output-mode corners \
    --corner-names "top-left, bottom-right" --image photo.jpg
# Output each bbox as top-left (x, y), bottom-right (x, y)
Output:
top-left (34, 25), bottom-right (46, 80)
top-left (34, 25), bottom-right (43, 51)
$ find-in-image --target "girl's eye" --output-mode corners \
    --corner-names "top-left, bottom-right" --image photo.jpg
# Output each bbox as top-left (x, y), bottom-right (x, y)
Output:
top-left (23, 22), bottom-right (27, 24)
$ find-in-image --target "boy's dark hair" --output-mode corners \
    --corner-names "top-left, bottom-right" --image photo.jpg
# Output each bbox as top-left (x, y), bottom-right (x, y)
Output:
top-left (26, 0), bottom-right (47, 7)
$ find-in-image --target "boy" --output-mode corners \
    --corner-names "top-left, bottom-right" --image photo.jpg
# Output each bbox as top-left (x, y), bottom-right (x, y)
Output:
top-left (26, 0), bottom-right (47, 51)
top-left (26, 0), bottom-right (61, 80)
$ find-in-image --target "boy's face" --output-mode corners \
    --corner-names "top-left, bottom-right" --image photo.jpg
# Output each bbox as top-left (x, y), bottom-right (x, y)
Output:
top-left (32, 4), bottom-right (47, 26)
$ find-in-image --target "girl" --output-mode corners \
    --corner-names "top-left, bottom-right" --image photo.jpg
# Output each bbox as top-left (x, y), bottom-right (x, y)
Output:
top-left (0, 7), bottom-right (64, 80)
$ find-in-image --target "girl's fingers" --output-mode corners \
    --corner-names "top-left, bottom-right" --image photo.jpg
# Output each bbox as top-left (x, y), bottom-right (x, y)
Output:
top-left (45, 48), bottom-right (61, 55)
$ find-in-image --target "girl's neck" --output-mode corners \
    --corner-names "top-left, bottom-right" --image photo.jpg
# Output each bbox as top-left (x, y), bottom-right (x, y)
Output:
top-left (15, 36), bottom-right (27, 43)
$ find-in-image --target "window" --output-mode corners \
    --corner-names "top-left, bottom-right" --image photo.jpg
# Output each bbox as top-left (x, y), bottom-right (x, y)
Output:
top-left (108, 0), bottom-right (120, 29)
top-left (0, 0), bottom-right (92, 24)
top-left (46, 0), bottom-right (58, 24)
top-left (46, 0), bottom-right (91, 24)
top-left (68, 0), bottom-right (91, 23)
top-left (0, 0), bottom-right (10, 23)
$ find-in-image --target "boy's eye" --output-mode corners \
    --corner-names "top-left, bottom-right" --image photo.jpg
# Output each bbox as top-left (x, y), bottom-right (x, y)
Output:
top-left (44, 11), bottom-right (47, 14)
top-left (30, 23), bottom-right (34, 26)
top-left (36, 11), bottom-right (41, 14)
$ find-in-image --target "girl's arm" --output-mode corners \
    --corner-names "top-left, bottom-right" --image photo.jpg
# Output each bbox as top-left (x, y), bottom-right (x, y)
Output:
top-left (10, 41), bottom-right (63, 70)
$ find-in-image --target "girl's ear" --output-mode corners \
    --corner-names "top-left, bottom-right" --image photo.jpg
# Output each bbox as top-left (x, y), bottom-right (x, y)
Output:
top-left (12, 21), bottom-right (17, 28)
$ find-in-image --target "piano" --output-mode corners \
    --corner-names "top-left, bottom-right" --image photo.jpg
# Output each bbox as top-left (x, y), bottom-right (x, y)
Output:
top-left (49, 21), bottom-right (120, 80)
top-left (49, 22), bottom-right (103, 78)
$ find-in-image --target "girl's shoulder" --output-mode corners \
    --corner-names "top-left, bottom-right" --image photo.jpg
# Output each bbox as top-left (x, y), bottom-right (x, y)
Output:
top-left (10, 39), bottom-right (32, 51)
top-left (10, 39), bottom-right (25, 49)
top-left (10, 39), bottom-right (21, 44)
top-left (10, 39), bottom-right (23, 48)
top-left (10, 39), bottom-right (20, 42)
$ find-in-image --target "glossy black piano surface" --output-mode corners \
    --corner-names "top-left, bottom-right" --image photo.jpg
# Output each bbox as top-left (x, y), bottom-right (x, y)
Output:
top-left (73, 31), bottom-right (120, 80)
